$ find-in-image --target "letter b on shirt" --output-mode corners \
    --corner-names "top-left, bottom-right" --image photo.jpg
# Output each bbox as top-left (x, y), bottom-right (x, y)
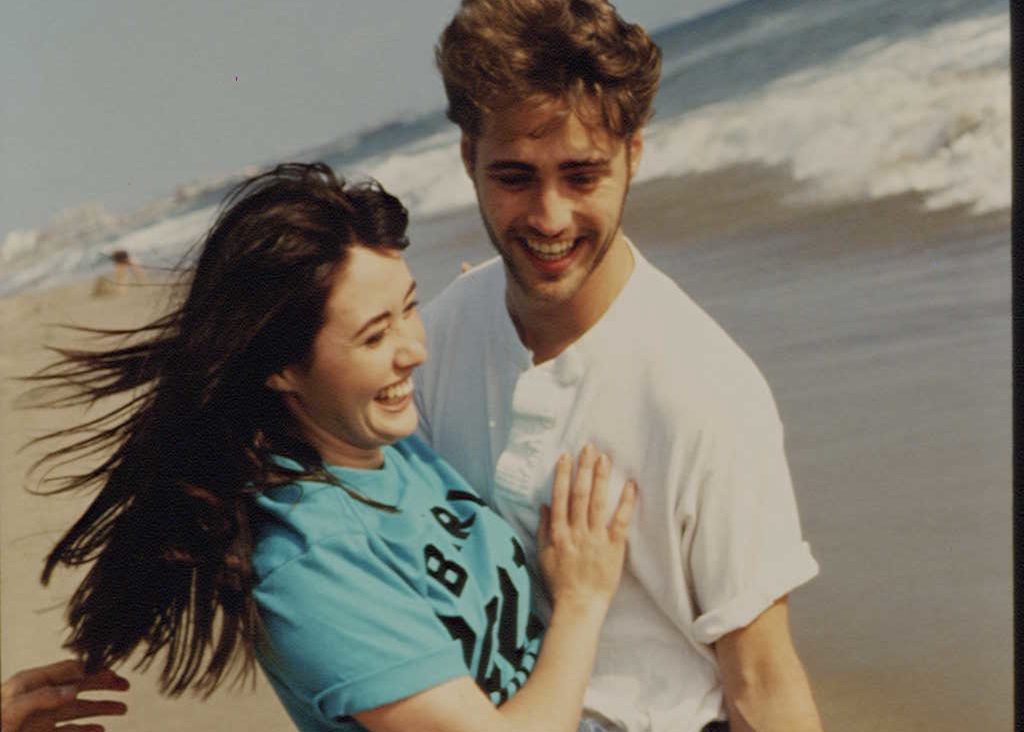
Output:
top-left (424, 543), bottom-right (468, 596)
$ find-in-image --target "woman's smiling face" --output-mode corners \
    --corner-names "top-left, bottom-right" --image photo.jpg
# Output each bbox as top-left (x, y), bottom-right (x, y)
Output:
top-left (267, 246), bottom-right (426, 468)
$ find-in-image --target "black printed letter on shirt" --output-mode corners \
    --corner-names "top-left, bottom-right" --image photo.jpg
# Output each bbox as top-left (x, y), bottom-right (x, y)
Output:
top-left (431, 506), bottom-right (476, 540)
top-left (424, 543), bottom-right (468, 597)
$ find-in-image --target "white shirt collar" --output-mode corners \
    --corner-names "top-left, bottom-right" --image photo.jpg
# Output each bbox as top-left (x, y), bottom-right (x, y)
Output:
top-left (497, 237), bottom-right (647, 374)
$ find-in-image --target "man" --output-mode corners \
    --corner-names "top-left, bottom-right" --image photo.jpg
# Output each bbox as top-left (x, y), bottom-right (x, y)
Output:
top-left (415, 1), bottom-right (824, 731)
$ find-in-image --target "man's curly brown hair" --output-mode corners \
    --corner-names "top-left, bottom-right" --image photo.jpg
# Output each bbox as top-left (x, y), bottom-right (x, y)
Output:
top-left (436, 0), bottom-right (662, 140)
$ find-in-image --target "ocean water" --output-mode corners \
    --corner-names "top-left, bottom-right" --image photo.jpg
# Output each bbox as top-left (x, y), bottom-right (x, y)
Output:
top-left (0, 0), bottom-right (1008, 296)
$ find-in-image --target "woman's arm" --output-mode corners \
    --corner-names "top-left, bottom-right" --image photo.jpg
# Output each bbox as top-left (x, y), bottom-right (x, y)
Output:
top-left (356, 445), bottom-right (636, 732)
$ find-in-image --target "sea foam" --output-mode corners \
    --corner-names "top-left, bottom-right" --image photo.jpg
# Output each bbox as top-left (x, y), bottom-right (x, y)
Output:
top-left (0, 206), bottom-right (218, 296)
top-left (361, 11), bottom-right (1008, 218)
top-left (359, 130), bottom-right (476, 218)
top-left (640, 11), bottom-right (1009, 213)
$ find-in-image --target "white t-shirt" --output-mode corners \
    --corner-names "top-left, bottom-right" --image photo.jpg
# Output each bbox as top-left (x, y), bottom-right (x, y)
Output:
top-left (414, 242), bottom-right (818, 732)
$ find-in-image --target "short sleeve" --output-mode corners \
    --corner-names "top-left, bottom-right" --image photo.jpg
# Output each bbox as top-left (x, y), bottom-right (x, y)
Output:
top-left (254, 532), bottom-right (469, 725)
top-left (689, 378), bottom-right (819, 645)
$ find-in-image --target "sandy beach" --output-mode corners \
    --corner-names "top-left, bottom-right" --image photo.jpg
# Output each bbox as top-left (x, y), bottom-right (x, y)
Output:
top-left (1, 166), bottom-right (1011, 731)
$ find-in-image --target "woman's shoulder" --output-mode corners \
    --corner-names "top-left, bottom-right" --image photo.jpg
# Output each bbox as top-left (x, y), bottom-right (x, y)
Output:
top-left (252, 473), bottom-right (367, 581)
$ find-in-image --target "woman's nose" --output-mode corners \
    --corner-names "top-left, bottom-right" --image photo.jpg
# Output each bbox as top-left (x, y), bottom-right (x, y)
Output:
top-left (395, 333), bottom-right (427, 369)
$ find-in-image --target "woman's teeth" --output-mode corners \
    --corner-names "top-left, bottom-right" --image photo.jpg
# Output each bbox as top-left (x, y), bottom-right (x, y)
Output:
top-left (376, 378), bottom-right (413, 403)
top-left (523, 238), bottom-right (576, 261)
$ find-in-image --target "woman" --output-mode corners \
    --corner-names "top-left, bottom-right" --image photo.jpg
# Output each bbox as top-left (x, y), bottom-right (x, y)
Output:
top-left (28, 163), bottom-right (637, 732)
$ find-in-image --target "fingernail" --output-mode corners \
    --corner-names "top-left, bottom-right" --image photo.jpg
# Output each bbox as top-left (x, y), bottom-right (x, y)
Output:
top-left (58, 684), bottom-right (78, 698)
top-left (598, 453), bottom-right (609, 469)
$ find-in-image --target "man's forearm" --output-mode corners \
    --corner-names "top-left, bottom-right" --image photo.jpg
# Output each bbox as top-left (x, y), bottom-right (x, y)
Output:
top-left (722, 653), bottom-right (823, 732)
top-left (715, 598), bottom-right (824, 732)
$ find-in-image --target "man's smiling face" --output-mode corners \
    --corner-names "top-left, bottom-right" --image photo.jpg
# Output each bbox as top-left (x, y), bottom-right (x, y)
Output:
top-left (463, 97), bottom-right (642, 310)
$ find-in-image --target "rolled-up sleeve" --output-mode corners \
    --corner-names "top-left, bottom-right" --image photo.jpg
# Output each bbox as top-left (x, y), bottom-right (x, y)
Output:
top-left (688, 379), bottom-right (819, 645)
top-left (254, 533), bottom-right (469, 725)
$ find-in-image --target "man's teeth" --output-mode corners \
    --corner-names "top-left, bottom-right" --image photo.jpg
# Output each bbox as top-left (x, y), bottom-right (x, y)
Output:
top-left (376, 378), bottom-right (413, 402)
top-left (523, 239), bottom-right (575, 261)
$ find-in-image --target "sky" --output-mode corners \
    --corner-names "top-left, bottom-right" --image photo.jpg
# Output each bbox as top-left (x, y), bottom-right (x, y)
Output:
top-left (0, 0), bottom-right (734, 237)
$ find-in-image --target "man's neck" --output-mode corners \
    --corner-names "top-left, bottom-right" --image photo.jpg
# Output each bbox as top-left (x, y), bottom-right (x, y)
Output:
top-left (507, 234), bottom-right (635, 365)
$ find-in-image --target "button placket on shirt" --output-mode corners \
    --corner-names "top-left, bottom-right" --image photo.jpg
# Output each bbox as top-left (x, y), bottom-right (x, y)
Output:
top-left (493, 371), bottom-right (556, 503)
top-left (492, 350), bottom-right (583, 525)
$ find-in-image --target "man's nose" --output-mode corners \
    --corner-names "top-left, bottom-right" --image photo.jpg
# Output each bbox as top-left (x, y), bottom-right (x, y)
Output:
top-left (525, 184), bottom-right (572, 237)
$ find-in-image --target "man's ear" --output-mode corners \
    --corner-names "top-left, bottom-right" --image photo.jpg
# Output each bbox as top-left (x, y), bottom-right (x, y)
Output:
top-left (265, 367), bottom-right (299, 394)
top-left (627, 130), bottom-right (644, 179)
top-left (460, 134), bottom-right (476, 179)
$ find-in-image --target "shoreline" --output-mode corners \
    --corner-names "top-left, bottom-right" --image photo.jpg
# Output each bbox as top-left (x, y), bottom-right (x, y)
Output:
top-left (1, 162), bottom-right (1010, 303)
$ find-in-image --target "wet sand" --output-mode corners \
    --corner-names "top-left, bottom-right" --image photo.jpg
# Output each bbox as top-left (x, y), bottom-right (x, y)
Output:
top-left (1, 165), bottom-right (1011, 730)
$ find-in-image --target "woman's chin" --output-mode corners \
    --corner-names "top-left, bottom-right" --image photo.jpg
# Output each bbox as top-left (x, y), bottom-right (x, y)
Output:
top-left (370, 399), bottom-right (420, 445)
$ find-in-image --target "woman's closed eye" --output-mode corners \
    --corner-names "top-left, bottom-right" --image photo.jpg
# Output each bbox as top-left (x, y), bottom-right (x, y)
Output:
top-left (365, 302), bottom-right (418, 346)
top-left (364, 328), bottom-right (388, 347)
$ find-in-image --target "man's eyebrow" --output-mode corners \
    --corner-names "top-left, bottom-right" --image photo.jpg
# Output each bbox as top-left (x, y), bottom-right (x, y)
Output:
top-left (353, 280), bottom-right (417, 338)
top-left (559, 158), bottom-right (611, 170)
top-left (485, 158), bottom-right (611, 174)
top-left (485, 161), bottom-right (535, 173)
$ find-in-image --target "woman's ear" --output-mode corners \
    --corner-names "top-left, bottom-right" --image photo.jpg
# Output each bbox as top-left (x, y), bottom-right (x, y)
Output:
top-left (265, 368), bottom-right (298, 393)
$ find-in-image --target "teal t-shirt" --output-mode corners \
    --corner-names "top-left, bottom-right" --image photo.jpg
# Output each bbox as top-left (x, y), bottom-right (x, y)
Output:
top-left (251, 436), bottom-right (544, 732)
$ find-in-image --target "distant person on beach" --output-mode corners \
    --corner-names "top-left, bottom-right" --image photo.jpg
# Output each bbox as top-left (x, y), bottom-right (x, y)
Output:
top-left (412, 1), bottom-right (824, 730)
top-left (28, 163), bottom-right (637, 732)
top-left (91, 249), bottom-right (147, 297)
top-left (108, 249), bottom-right (147, 285)
top-left (1, 659), bottom-right (128, 732)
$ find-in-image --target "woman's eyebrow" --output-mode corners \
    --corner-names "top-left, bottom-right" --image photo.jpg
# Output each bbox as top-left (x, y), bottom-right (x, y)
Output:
top-left (353, 280), bottom-right (417, 338)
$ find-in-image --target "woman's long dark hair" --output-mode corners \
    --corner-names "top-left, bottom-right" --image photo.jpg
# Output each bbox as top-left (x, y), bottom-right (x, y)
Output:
top-left (24, 162), bottom-right (410, 696)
